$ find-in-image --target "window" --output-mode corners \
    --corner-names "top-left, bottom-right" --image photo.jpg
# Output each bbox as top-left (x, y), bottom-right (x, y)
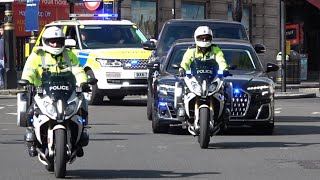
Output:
top-left (131, 0), bottom-right (156, 38)
top-left (227, 5), bottom-right (252, 39)
top-left (181, 2), bottom-right (205, 20)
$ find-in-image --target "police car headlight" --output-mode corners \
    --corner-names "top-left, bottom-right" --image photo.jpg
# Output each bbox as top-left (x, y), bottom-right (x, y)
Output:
top-left (158, 84), bottom-right (175, 95)
top-left (65, 101), bottom-right (76, 116)
top-left (43, 101), bottom-right (57, 117)
top-left (97, 58), bottom-right (122, 67)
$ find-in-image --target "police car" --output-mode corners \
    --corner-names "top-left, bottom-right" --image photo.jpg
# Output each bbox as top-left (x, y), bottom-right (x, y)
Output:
top-left (29, 14), bottom-right (152, 105)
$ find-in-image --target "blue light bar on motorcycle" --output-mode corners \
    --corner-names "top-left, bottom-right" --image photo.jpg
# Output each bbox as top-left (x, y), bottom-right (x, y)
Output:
top-left (186, 70), bottom-right (191, 75)
top-left (217, 70), bottom-right (223, 75)
top-left (234, 88), bottom-right (240, 94)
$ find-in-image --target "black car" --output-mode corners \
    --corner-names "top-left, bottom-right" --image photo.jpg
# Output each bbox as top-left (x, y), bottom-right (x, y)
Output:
top-left (143, 19), bottom-right (265, 121)
top-left (147, 38), bottom-right (279, 134)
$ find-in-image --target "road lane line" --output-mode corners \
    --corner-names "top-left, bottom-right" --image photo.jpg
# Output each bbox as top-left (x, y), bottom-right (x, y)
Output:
top-left (311, 112), bottom-right (320, 115)
top-left (0, 107), bottom-right (4, 110)
top-left (275, 108), bottom-right (282, 111)
top-left (6, 113), bottom-right (17, 115)
top-left (275, 111), bottom-right (281, 114)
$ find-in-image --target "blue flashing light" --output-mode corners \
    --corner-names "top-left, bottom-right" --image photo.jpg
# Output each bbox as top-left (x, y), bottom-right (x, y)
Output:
top-left (131, 60), bottom-right (139, 65)
top-left (159, 102), bottom-right (167, 107)
top-left (78, 117), bottom-right (86, 124)
top-left (97, 13), bottom-right (118, 18)
top-left (234, 88), bottom-right (240, 94)
top-left (218, 70), bottom-right (223, 75)
top-left (186, 70), bottom-right (191, 75)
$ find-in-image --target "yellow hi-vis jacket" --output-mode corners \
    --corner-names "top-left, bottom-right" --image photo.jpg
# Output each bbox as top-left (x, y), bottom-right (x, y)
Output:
top-left (180, 45), bottom-right (228, 71)
top-left (21, 49), bottom-right (88, 86)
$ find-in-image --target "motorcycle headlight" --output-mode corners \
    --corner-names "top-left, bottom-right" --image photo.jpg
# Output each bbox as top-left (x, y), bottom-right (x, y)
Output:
top-left (96, 58), bottom-right (122, 67)
top-left (44, 101), bottom-right (57, 117)
top-left (65, 101), bottom-right (76, 116)
top-left (191, 81), bottom-right (202, 95)
top-left (158, 84), bottom-right (175, 95)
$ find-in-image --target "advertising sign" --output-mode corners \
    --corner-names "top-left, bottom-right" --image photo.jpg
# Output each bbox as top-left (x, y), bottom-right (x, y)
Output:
top-left (25, 0), bottom-right (40, 32)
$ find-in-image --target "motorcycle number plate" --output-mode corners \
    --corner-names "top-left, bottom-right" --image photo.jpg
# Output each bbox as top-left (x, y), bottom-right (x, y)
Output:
top-left (134, 72), bottom-right (148, 78)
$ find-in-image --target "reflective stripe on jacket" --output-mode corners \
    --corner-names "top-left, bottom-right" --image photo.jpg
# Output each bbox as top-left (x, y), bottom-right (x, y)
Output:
top-left (180, 45), bottom-right (227, 71)
top-left (21, 49), bottom-right (88, 86)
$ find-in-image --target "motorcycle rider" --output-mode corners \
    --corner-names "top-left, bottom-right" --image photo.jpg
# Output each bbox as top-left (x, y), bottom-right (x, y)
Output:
top-left (21, 26), bottom-right (90, 157)
top-left (179, 26), bottom-right (227, 74)
top-left (179, 26), bottom-right (230, 130)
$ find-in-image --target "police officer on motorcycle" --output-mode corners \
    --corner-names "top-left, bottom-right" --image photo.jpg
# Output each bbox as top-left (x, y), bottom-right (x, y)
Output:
top-left (21, 26), bottom-right (90, 157)
top-left (179, 26), bottom-right (228, 74)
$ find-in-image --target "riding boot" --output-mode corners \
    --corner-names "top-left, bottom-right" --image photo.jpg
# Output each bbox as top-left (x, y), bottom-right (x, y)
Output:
top-left (24, 127), bottom-right (37, 157)
top-left (78, 129), bottom-right (89, 147)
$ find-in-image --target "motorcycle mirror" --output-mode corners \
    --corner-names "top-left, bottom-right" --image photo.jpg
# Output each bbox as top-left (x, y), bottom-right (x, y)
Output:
top-left (87, 78), bottom-right (98, 85)
top-left (223, 70), bottom-right (232, 77)
top-left (17, 79), bottom-right (30, 86)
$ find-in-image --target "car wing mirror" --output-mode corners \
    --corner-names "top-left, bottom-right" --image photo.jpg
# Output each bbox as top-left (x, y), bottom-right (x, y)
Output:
top-left (228, 65), bottom-right (237, 70)
top-left (171, 64), bottom-right (180, 69)
top-left (254, 43), bottom-right (266, 54)
top-left (143, 39), bottom-right (157, 50)
top-left (266, 63), bottom-right (280, 73)
top-left (146, 61), bottom-right (160, 70)
top-left (87, 78), bottom-right (98, 85)
top-left (17, 79), bottom-right (30, 86)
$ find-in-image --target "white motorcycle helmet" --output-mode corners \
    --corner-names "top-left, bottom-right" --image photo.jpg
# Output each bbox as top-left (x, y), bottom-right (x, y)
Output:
top-left (42, 26), bottom-right (65, 55)
top-left (194, 26), bottom-right (213, 48)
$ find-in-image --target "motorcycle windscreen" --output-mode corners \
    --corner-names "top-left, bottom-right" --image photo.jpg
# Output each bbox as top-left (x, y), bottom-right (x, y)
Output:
top-left (189, 59), bottom-right (219, 82)
top-left (41, 71), bottom-right (76, 101)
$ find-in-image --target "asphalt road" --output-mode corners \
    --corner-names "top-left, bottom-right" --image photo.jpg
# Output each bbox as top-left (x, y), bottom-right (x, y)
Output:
top-left (0, 96), bottom-right (320, 180)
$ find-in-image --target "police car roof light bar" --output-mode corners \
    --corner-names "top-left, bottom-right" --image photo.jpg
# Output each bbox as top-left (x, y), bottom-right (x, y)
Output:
top-left (69, 13), bottom-right (118, 19)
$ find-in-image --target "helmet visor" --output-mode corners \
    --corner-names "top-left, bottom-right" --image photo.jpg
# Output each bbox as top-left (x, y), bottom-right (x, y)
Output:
top-left (45, 38), bottom-right (65, 48)
top-left (196, 35), bottom-right (212, 42)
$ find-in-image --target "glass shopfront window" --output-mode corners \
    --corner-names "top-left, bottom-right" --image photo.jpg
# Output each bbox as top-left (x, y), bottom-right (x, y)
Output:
top-left (131, 0), bottom-right (156, 38)
top-left (228, 5), bottom-right (251, 38)
top-left (181, 2), bottom-right (205, 20)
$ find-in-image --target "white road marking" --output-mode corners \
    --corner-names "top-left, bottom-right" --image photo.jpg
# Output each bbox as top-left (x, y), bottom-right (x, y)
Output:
top-left (275, 108), bottom-right (282, 111)
top-left (311, 112), bottom-right (320, 115)
top-left (6, 105), bottom-right (15, 107)
top-left (275, 111), bottom-right (281, 114)
top-left (0, 107), bottom-right (4, 110)
top-left (6, 113), bottom-right (17, 115)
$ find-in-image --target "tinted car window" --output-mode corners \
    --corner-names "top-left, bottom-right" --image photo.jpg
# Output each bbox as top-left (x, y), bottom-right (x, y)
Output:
top-left (79, 25), bottom-right (147, 49)
top-left (158, 22), bottom-right (248, 55)
top-left (166, 44), bottom-right (262, 74)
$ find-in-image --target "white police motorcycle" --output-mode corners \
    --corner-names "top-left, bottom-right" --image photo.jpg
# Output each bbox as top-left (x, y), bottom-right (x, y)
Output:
top-left (17, 72), bottom-right (97, 178)
top-left (174, 59), bottom-right (231, 149)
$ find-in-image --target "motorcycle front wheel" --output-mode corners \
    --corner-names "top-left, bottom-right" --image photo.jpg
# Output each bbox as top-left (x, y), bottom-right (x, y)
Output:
top-left (199, 108), bottom-right (210, 149)
top-left (54, 129), bottom-right (67, 178)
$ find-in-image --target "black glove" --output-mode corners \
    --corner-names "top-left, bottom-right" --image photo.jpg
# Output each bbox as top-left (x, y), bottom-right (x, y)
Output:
top-left (179, 68), bottom-right (185, 77)
top-left (82, 84), bottom-right (91, 92)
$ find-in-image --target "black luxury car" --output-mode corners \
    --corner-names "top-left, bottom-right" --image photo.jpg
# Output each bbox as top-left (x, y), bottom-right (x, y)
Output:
top-left (147, 38), bottom-right (279, 134)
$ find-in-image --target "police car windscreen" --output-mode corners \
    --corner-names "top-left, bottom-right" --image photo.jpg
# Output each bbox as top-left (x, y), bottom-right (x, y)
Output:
top-left (79, 25), bottom-right (148, 49)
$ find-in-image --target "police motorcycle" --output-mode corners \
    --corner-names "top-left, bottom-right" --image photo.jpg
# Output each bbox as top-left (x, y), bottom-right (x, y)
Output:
top-left (174, 59), bottom-right (231, 149)
top-left (17, 71), bottom-right (97, 178)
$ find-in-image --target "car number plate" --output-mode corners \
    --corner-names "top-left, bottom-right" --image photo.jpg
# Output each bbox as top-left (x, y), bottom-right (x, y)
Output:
top-left (106, 72), bottom-right (121, 78)
top-left (134, 72), bottom-right (148, 78)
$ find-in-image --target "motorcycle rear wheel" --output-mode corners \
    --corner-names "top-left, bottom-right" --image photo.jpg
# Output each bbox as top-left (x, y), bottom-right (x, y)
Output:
top-left (54, 129), bottom-right (67, 178)
top-left (199, 108), bottom-right (210, 149)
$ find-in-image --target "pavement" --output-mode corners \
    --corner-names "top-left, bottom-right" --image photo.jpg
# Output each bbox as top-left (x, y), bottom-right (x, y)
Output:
top-left (0, 81), bottom-right (319, 99)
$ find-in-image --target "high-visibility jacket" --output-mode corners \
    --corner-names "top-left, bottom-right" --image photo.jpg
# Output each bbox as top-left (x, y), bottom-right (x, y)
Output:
top-left (180, 45), bottom-right (228, 71)
top-left (21, 49), bottom-right (87, 86)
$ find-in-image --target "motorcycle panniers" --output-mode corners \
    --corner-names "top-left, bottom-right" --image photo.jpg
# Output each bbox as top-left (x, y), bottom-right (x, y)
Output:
top-left (17, 92), bottom-right (30, 127)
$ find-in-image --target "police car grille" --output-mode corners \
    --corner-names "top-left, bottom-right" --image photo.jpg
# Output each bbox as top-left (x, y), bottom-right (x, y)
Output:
top-left (231, 90), bottom-right (250, 117)
top-left (121, 59), bottom-right (148, 70)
